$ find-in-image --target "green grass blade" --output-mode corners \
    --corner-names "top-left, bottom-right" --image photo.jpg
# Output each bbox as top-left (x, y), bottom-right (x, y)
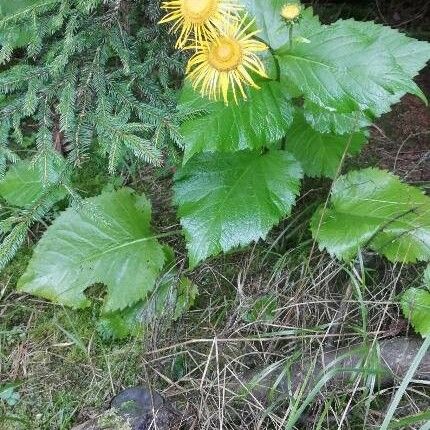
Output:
top-left (388, 411), bottom-right (430, 428)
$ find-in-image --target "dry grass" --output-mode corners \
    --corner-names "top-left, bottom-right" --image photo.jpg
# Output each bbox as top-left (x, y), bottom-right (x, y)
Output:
top-left (1, 218), bottom-right (429, 429)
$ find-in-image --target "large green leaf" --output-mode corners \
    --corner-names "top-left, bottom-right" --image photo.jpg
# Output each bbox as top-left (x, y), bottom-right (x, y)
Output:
top-left (285, 112), bottom-right (368, 178)
top-left (178, 80), bottom-right (294, 162)
top-left (0, 0), bottom-right (44, 49)
top-left (364, 20), bottom-right (430, 78)
top-left (174, 150), bottom-right (303, 267)
top-left (301, 21), bottom-right (430, 134)
top-left (277, 19), bottom-right (430, 117)
top-left (0, 160), bottom-right (66, 207)
top-left (401, 288), bottom-right (430, 338)
top-left (98, 272), bottom-right (198, 340)
top-left (303, 101), bottom-right (372, 135)
top-left (18, 188), bottom-right (165, 311)
top-left (311, 168), bottom-right (430, 262)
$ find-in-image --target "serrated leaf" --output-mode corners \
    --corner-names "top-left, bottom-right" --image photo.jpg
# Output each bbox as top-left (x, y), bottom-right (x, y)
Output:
top-left (18, 188), bottom-right (165, 312)
top-left (363, 20), bottom-right (430, 78)
top-left (0, 160), bottom-right (66, 207)
top-left (285, 112), bottom-right (368, 178)
top-left (174, 150), bottom-right (303, 267)
top-left (312, 168), bottom-right (430, 263)
top-left (277, 19), bottom-right (430, 118)
top-left (178, 81), bottom-right (294, 162)
top-left (301, 21), bottom-right (430, 134)
top-left (174, 276), bottom-right (199, 320)
top-left (401, 288), bottom-right (430, 338)
top-left (303, 101), bottom-right (372, 135)
top-left (98, 272), bottom-right (198, 340)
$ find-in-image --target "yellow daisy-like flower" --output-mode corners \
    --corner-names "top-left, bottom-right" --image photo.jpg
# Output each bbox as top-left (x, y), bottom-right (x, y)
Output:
top-left (185, 18), bottom-right (268, 105)
top-left (281, 3), bottom-right (301, 21)
top-left (159, 0), bottom-right (242, 49)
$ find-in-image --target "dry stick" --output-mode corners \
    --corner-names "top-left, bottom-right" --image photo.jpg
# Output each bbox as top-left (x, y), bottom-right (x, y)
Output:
top-left (145, 331), bottom-right (393, 355)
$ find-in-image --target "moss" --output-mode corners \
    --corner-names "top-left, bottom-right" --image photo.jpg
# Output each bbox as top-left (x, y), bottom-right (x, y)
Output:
top-left (98, 409), bottom-right (132, 429)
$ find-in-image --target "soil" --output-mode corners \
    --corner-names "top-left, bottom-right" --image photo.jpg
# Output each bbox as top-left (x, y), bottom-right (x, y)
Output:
top-left (359, 66), bottom-right (430, 184)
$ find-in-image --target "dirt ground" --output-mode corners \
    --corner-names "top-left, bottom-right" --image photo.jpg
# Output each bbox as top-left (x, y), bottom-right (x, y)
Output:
top-left (364, 66), bottom-right (430, 184)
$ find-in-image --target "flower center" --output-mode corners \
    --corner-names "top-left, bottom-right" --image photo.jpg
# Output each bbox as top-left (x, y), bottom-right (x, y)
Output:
top-left (182, 0), bottom-right (218, 23)
top-left (208, 37), bottom-right (243, 71)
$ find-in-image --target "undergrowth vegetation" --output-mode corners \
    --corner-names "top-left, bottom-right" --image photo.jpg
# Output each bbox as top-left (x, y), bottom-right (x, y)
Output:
top-left (1, 0), bottom-right (430, 429)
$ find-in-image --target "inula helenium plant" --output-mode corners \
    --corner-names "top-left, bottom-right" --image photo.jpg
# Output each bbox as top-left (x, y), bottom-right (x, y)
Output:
top-left (0, 0), bottom-right (430, 338)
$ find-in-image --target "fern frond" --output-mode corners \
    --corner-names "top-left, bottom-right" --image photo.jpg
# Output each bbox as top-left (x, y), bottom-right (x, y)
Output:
top-left (0, 222), bottom-right (29, 270)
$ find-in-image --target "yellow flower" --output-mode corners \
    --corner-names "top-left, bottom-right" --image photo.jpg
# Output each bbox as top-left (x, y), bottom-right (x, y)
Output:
top-left (185, 18), bottom-right (268, 105)
top-left (281, 3), bottom-right (301, 21)
top-left (159, 0), bottom-right (242, 48)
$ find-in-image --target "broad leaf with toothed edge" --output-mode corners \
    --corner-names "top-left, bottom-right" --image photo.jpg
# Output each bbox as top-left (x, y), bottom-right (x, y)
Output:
top-left (0, 160), bottom-right (66, 207)
top-left (98, 272), bottom-right (199, 340)
top-left (285, 112), bottom-right (368, 178)
top-left (300, 20), bottom-right (430, 134)
top-left (311, 168), bottom-right (430, 263)
top-left (18, 188), bottom-right (165, 312)
top-left (174, 150), bottom-right (303, 267)
top-left (277, 19), bottom-right (430, 119)
top-left (178, 80), bottom-right (294, 162)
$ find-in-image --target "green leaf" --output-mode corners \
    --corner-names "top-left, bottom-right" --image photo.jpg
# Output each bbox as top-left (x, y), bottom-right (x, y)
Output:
top-left (303, 101), bottom-right (372, 135)
top-left (277, 19), bottom-right (430, 117)
top-left (18, 188), bottom-right (165, 312)
top-left (98, 272), bottom-right (198, 340)
top-left (401, 288), bottom-right (430, 338)
top-left (178, 81), bottom-right (294, 162)
top-left (0, 0), bottom-right (47, 49)
top-left (301, 21), bottom-right (430, 134)
top-left (97, 306), bottom-right (140, 340)
top-left (0, 383), bottom-right (20, 407)
top-left (285, 112), bottom-right (368, 178)
top-left (366, 20), bottom-right (430, 78)
top-left (311, 168), bottom-right (430, 263)
top-left (174, 150), bottom-right (303, 267)
top-left (0, 160), bottom-right (66, 207)
top-left (387, 411), bottom-right (430, 429)
top-left (174, 276), bottom-right (199, 320)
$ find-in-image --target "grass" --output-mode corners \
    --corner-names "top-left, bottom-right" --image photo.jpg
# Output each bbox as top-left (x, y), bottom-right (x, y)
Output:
top-left (2, 151), bottom-right (430, 429)
top-left (1, 133), bottom-right (430, 429)
top-left (3, 233), bottom-right (429, 429)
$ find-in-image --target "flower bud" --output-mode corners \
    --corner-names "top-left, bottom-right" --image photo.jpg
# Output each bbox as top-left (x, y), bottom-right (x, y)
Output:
top-left (281, 3), bottom-right (301, 22)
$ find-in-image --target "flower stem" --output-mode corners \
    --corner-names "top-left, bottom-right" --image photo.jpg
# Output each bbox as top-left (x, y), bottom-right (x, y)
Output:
top-left (289, 24), bottom-right (294, 50)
